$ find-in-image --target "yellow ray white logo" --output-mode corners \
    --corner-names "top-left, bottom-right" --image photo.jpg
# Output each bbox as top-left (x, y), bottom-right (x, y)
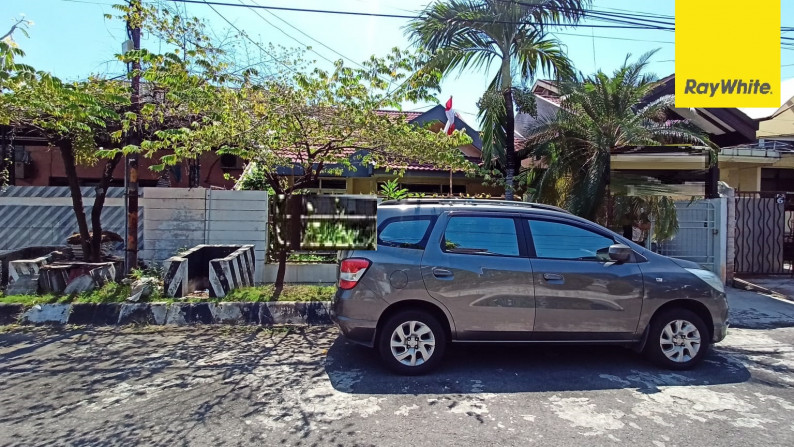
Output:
top-left (676, 0), bottom-right (780, 108)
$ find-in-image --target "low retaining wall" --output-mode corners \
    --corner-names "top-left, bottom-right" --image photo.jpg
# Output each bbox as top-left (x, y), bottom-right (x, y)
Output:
top-left (0, 301), bottom-right (333, 326)
top-left (262, 263), bottom-right (337, 284)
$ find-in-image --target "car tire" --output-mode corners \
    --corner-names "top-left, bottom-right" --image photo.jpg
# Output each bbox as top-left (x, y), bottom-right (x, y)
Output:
top-left (644, 308), bottom-right (710, 370)
top-left (378, 310), bottom-right (447, 375)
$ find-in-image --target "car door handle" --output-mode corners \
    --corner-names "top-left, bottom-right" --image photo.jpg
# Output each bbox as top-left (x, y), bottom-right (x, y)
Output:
top-left (543, 273), bottom-right (564, 281)
top-left (432, 268), bottom-right (454, 278)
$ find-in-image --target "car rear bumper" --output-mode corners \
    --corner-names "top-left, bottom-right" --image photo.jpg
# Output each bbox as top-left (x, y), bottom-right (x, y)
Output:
top-left (332, 315), bottom-right (377, 347)
top-left (331, 288), bottom-right (383, 347)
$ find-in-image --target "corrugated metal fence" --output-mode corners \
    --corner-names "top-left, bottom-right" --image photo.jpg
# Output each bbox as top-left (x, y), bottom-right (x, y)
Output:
top-left (0, 186), bottom-right (143, 252)
top-left (0, 186), bottom-right (268, 281)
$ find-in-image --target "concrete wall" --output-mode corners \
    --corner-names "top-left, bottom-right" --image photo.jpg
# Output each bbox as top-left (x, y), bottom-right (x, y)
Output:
top-left (142, 188), bottom-right (268, 282)
top-left (0, 186), bottom-right (268, 282)
top-left (262, 263), bottom-right (337, 284)
top-left (721, 166), bottom-right (762, 191)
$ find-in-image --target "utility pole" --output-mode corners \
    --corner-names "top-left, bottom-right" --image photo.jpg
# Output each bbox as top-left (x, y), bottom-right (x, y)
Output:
top-left (125, 0), bottom-right (142, 274)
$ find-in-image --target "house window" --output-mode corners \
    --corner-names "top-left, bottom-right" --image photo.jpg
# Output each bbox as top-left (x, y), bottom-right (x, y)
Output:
top-left (220, 154), bottom-right (240, 169)
top-left (302, 178), bottom-right (347, 194)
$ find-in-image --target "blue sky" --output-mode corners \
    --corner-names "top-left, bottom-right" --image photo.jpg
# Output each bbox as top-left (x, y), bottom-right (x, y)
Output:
top-left (4, 0), bottom-right (794, 130)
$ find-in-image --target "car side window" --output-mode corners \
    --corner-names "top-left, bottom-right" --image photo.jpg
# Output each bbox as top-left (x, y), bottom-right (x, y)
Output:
top-left (527, 219), bottom-right (614, 261)
top-left (443, 216), bottom-right (519, 256)
top-left (378, 217), bottom-right (434, 249)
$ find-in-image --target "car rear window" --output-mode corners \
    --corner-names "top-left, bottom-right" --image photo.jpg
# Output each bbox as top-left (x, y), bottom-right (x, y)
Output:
top-left (378, 216), bottom-right (435, 249)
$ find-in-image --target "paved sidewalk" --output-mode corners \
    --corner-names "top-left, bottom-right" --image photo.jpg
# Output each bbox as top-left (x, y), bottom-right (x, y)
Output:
top-left (735, 276), bottom-right (794, 300)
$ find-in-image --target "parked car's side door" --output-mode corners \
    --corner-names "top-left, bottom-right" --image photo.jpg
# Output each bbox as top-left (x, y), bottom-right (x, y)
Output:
top-left (421, 212), bottom-right (535, 340)
top-left (524, 218), bottom-right (644, 340)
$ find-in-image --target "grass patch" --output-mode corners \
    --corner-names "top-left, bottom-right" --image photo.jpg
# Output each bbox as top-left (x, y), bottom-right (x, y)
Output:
top-left (0, 283), bottom-right (334, 305)
top-left (0, 292), bottom-right (59, 306)
top-left (0, 282), bottom-right (160, 305)
top-left (223, 285), bottom-right (336, 302)
top-left (70, 282), bottom-right (132, 304)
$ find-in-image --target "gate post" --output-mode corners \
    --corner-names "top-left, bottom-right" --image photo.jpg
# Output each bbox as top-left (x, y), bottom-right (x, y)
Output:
top-left (724, 187), bottom-right (736, 283)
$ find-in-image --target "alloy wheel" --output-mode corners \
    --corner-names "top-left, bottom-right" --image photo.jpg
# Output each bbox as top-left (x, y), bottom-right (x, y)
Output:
top-left (389, 320), bottom-right (436, 366)
top-left (659, 319), bottom-right (702, 363)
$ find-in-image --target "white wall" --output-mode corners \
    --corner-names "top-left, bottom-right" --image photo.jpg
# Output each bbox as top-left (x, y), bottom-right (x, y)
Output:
top-left (142, 188), bottom-right (268, 282)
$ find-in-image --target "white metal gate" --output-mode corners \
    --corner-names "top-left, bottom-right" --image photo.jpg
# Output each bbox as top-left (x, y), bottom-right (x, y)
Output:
top-left (655, 200), bottom-right (719, 274)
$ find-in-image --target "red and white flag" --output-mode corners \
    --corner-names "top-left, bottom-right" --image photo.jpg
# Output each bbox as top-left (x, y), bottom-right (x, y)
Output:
top-left (443, 96), bottom-right (455, 135)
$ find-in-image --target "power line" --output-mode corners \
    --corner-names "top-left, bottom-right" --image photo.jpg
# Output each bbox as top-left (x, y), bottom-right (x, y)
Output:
top-left (233, 0), bottom-right (337, 66)
top-left (201, 0), bottom-right (297, 73)
top-left (165, 0), bottom-right (687, 30)
top-left (244, 0), bottom-right (365, 68)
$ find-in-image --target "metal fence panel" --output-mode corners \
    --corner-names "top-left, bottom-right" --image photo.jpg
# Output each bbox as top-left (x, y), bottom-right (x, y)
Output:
top-left (734, 193), bottom-right (786, 274)
top-left (656, 200), bottom-right (717, 273)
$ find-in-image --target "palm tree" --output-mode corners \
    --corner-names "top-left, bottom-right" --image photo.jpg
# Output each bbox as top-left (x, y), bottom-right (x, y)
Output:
top-left (406, 0), bottom-right (589, 200)
top-left (522, 51), bottom-right (715, 220)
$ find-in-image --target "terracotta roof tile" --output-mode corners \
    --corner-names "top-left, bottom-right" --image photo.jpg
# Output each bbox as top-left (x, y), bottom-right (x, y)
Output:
top-left (374, 110), bottom-right (424, 121)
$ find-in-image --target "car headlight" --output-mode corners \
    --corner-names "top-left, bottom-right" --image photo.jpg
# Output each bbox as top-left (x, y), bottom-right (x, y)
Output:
top-left (685, 268), bottom-right (725, 293)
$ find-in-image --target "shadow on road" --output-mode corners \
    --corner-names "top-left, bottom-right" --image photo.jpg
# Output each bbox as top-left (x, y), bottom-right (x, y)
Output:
top-left (326, 337), bottom-right (754, 395)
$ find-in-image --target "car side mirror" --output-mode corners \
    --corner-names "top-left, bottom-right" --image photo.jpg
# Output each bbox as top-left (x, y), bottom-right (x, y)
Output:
top-left (608, 244), bottom-right (633, 263)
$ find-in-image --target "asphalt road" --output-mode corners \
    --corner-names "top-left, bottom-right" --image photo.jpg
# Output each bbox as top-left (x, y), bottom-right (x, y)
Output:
top-left (1, 289), bottom-right (793, 447)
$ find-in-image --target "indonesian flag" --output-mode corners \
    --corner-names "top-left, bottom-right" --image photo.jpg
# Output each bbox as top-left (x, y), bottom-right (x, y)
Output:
top-left (443, 96), bottom-right (455, 135)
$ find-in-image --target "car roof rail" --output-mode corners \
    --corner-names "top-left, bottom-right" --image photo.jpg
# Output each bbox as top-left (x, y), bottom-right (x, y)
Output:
top-left (379, 198), bottom-right (571, 214)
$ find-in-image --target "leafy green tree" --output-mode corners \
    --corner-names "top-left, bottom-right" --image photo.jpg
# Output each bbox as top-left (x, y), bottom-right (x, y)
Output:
top-left (1, 70), bottom-right (129, 261)
top-left (0, 3), bottom-right (241, 262)
top-left (523, 51), bottom-right (715, 221)
top-left (230, 49), bottom-right (474, 294)
top-left (406, 0), bottom-right (588, 200)
top-left (0, 24), bottom-right (35, 188)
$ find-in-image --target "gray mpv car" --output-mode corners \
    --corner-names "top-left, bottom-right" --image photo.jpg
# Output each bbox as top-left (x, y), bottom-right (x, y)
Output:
top-left (332, 199), bottom-right (729, 375)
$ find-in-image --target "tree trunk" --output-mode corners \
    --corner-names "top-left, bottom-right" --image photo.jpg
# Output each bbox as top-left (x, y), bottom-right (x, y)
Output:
top-left (502, 87), bottom-right (516, 201)
top-left (500, 58), bottom-right (516, 201)
top-left (59, 140), bottom-right (91, 261)
top-left (273, 249), bottom-right (288, 301)
top-left (90, 153), bottom-right (123, 262)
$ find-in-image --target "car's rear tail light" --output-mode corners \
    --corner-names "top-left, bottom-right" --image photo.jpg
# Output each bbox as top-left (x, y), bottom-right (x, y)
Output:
top-left (339, 258), bottom-right (371, 290)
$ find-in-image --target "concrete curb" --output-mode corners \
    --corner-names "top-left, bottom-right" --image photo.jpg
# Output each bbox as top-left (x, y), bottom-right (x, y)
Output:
top-left (0, 301), bottom-right (334, 326)
top-left (732, 279), bottom-right (792, 300)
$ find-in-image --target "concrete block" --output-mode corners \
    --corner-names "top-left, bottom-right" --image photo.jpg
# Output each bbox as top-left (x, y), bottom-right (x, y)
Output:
top-left (150, 303), bottom-right (168, 325)
top-left (22, 304), bottom-right (71, 324)
top-left (263, 302), bottom-right (305, 325)
top-left (305, 302), bottom-right (332, 325)
top-left (68, 303), bottom-right (99, 325)
top-left (6, 275), bottom-right (39, 295)
top-left (165, 303), bottom-right (190, 325)
top-left (118, 303), bottom-right (156, 325)
top-left (68, 303), bottom-right (127, 326)
top-left (63, 275), bottom-right (97, 295)
top-left (8, 256), bottom-right (50, 282)
top-left (212, 302), bottom-right (244, 324)
top-left (189, 303), bottom-right (216, 324)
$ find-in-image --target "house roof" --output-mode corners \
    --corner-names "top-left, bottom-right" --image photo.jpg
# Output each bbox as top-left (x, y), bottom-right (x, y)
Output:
top-left (738, 78), bottom-right (794, 120)
top-left (267, 106), bottom-right (484, 175)
top-left (374, 110), bottom-right (424, 121)
top-left (514, 75), bottom-right (759, 147)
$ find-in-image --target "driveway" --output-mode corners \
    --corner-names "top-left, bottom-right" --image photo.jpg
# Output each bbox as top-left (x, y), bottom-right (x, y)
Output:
top-left (1, 289), bottom-right (793, 446)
